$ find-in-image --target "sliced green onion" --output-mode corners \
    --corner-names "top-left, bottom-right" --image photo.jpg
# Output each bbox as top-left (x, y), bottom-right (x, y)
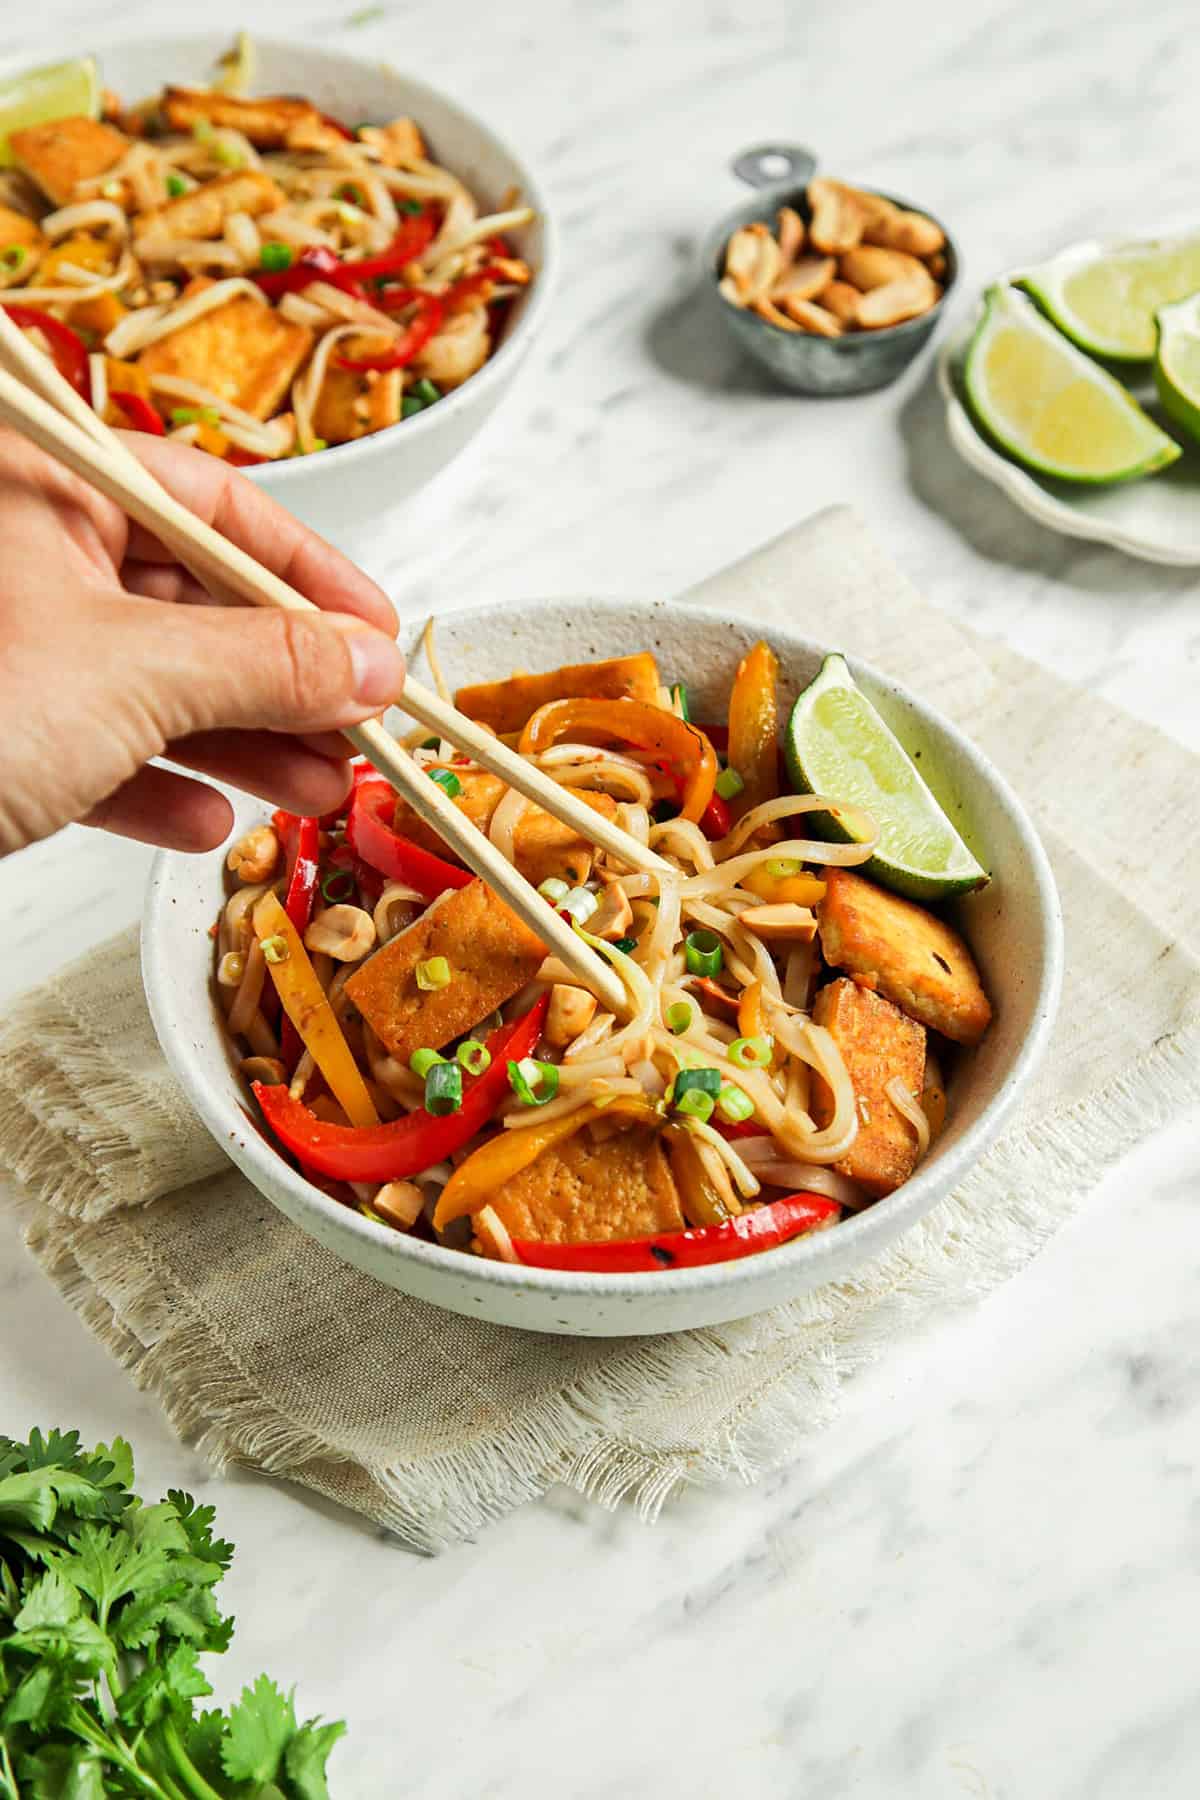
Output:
top-left (410, 378), bottom-right (441, 406)
top-left (715, 765), bottom-right (745, 800)
top-left (674, 1067), bottom-right (722, 1100)
top-left (1, 244), bottom-right (28, 270)
top-left (165, 173), bottom-right (188, 198)
top-left (360, 1204), bottom-right (387, 1225)
top-left (169, 405), bottom-right (221, 426)
top-left (415, 956), bottom-right (451, 991)
top-left (666, 1000), bottom-right (693, 1036)
top-left (214, 141), bottom-right (244, 168)
top-left (401, 395), bottom-right (425, 419)
top-left (260, 934), bottom-right (289, 965)
top-left (684, 930), bottom-right (723, 977)
top-left (398, 196), bottom-right (423, 214)
top-left (320, 867), bottom-right (356, 904)
top-left (259, 241), bottom-right (294, 272)
top-left (192, 119), bottom-right (215, 143)
top-left (676, 1089), bottom-right (715, 1123)
top-left (427, 767), bottom-right (463, 798)
top-left (409, 1047), bottom-right (445, 1078)
top-left (559, 887), bottom-right (599, 924)
top-left (716, 1083), bottom-right (755, 1124)
top-left (729, 1034), bottom-right (773, 1070)
top-left (669, 682), bottom-right (690, 721)
top-left (456, 1039), bottom-right (492, 1077)
top-left (765, 857), bottom-right (803, 878)
top-left (538, 876), bottom-right (570, 903)
top-left (612, 935), bottom-right (638, 955)
top-left (424, 1060), bottom-right (462, 1115)
top-left (507, 1057), bottom-right (560, 1107)
top-left (419, 736), bottom-right (440, 750)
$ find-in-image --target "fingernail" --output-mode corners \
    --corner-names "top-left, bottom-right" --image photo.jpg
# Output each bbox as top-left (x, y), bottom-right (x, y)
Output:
top-left (337, 623), bottom-right (406, 707)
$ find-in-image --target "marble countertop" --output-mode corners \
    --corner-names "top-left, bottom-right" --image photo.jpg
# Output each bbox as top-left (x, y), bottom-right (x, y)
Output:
top-left (3, 0), bottom-right (1199, 1792)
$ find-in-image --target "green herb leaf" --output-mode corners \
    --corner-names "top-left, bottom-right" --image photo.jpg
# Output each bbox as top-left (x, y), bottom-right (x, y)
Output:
top-left (221, 1675), bottom-right (297, 1785)
top-left (283, 1719), bottom-right (348, 1800)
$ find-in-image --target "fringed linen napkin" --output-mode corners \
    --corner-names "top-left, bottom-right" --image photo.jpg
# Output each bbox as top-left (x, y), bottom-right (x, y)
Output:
top-left (3, 506), bottom-right (1198, 1552)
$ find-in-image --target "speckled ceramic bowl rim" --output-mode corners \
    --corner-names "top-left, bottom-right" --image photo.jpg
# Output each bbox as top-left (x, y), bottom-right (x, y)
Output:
top-left (143, 598), bottom-right (1063, 1309)
top-left (702, 184), bottom-right (960, 349)
top-left (0, 32), bottom-right (557, 490)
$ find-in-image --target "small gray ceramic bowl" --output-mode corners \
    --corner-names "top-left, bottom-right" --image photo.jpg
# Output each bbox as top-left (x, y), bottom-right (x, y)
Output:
top-left (143, 597), bottom-right (1062, 1339)
top-left (704, 145), bottom-right (958, 394)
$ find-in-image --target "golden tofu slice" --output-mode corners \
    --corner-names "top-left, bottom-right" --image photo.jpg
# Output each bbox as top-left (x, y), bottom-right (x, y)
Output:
top-left (311, 333), bottom-right (402, 444)
top-left (456, 653), bottom-right (664, 735)
top-left (390, 770), bottom-right (617, 890)
top-left (492, 1122), bottom-right (685, 1244)
top-left (0, 205), bottom-right (46, 278)
top-left (10, 116), bottom-right (129, 206)
top-left (344, 878), bottom-right (547, 1064)
top-left (163, 87), bottom-right (320, 148)
top-left (811, 978), bottom-right (927, 1198)
top-left (140, 170), bottom-right (284, 244)
top-left (817, 868), bottom-right (992, 1046)
top-left (138, 298), bottom-right (312, 420)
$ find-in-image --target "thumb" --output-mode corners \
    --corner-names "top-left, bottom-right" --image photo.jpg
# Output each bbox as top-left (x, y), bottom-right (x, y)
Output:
top-left (119, 599), bottom-right (407, 740)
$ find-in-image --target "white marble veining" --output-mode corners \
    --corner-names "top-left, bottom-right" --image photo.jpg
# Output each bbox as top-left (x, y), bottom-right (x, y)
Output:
top-left (3, 0), bottom-right (1200, 1792)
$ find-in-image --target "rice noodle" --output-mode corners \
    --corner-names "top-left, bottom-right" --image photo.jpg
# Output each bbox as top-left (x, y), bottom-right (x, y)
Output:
top-left (562, 1012), bottom-right (615, 1060)
top-left (648, 816), bottom-right (714, 871)
top-left (144, 374), bottom-right (286, 455)
top-left (278, 292), bottom-right (335, 329)
top-left (87, 354), bottom-right (107, 419)
top-left (751, 1161), bottom-right (869, 1209)
top-left (256, 209), bottom-right (338, 249)
top-left (105, 276), bottom-right (267, 357)
top-left (291, 321), bottom-right (361, 452)
top-left (373, 882), bottom-right (425, 943)
top-left (716, 794), bottom-right (879, 861)
top-left (41, 199), bottom-right (128, 240)
top-left (885, 1077), bottom-right (931, 1159)
top-left (223, 210), bottom-right (261, 262)
top-left (3, 248), bottom-right (134, 307)
top-left (500, 1076), bottom-right (642, 1129)
top-left (488, 787), bottom-right (529, 864)
top-left (421, 617), bottom-right (451, 704)
top-left (300, 280), bottom-right (402, 333)
top-left (682, 1117), bottom-right (761, 1198)
top-left (434, 207), bottom-right (534, 261)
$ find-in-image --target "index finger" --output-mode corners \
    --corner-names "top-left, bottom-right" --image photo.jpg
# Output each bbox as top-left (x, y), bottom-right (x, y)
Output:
top-left (119, 432), bottom-right (398, 636)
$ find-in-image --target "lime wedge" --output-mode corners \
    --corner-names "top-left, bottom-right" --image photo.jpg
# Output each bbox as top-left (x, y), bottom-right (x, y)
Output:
top-left (1019, 233), bottom-right (1200, 361)
top-left (1154, 292), bottom-right (1200, 443)
top-left (0, 57), bottom-right (99, 166)
top-left (963, 284), bottom-right (1179, 485)
top-left (783, 653), bottom-right (989, 901)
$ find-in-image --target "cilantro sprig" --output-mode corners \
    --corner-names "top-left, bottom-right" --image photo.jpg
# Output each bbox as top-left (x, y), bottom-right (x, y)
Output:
top-left (0, 1428), bottom-right (345, 1797)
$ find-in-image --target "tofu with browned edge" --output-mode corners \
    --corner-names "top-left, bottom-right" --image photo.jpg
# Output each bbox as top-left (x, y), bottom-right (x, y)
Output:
top-left (139, 170), bottom-right (284, 244)
top-left (344, 879), bottom-right (547, 1063)
top-left (138, 298), bottom-right (312, 420)
top-left (811, 977), bottom-right (927, 1198)
top-left (491, 1122), bottom-right (685, 1244)
top-left (390, 772), bottom-right (618, 890)
top-left (817, 868), bottom-right (992, 1046)
top-left (163, 87), bottom-right (321, 148)
top-left (10, 116), bottom-right (129, 206)
top-left (455, 653), bottom-right (663, 735)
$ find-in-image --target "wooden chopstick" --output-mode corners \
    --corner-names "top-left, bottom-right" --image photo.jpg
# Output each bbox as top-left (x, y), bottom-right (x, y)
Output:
top-left (0, 351), bottom-right (631, 1016)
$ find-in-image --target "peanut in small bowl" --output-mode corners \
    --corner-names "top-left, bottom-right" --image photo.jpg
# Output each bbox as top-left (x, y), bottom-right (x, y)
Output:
top-left (704, 145), bottom-right (959, 395)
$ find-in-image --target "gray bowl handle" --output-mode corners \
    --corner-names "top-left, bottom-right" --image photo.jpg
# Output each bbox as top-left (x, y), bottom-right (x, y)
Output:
top-left (731, 144), bottom-right (817, 190)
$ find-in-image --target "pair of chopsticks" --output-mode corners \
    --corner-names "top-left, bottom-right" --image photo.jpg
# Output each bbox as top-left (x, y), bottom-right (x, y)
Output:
top-left (0, 308), bottom-right (674, 1016)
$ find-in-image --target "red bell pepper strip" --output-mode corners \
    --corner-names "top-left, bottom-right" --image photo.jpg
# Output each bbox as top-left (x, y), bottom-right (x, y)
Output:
top-left (335, 292), bottom-right (443, 371)
top-left (338, 213), bottom-right (436, 283)
top-left (281, 814), bottom-right (321, 936)
top-left (253, 996), bottom-right (548, 1183)
top-left (110, 391), bottom-right (165, 435)
top-left (712, 1118), bottom-right (763, 1141)
top-left (226, 447), bottom-right (268, 467)
top-left (700, 791), bottom-right (730, 840)
top-left (346, 779), bottom-right (472, 900)
top-left (511, 1191), bottom-right (840, 1272)
top-left (2, 304), bottom-right (90, 399)
top-left (251, 244), bottom-right (342, 299)
top-left (445, 263), bottom-right (508, 309)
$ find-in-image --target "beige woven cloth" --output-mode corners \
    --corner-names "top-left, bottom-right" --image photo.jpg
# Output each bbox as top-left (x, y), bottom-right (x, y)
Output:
top-left (3, 507), bottom-right (1198, 1552)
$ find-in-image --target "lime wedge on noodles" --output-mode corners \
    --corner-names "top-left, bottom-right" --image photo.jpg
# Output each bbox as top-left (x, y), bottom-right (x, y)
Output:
top-left (963, 284), bottom-right (1179, 485)
top-left (784, 653), bottom-right (989, 901)
top-left (0, 57), bottom-right (99, 166)
top-left (1019, 233), bottom-right (1200, 361)
top-left (1154, 292), bottom-right (1200, 443)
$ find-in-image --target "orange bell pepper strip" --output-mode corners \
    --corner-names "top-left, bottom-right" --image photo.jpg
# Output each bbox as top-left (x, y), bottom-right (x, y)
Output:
top-left (726, 640), bottom-right (780, 820)
top-left (741, 865), bottom-right (826, 907)
top-left (519, 697), bottom-right (717, 824)
top-left (252, 890), bottom-right (379, 1128)
top-left (736, 978), bottom-right (785, 1071)
top-left (433, 1095), bottom-right (661, 1229)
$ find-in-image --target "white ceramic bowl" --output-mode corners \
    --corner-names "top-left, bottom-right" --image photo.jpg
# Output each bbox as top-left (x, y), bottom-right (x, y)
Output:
top-left (143, 598), bottom-right (1063, 1337)
top-left (10, 33), bottom-right (556, 550)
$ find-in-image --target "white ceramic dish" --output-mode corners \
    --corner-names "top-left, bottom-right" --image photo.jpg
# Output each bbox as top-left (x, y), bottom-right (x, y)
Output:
top-left (143, 597), bottom-right (1063, 1337)
top-left (939, 283), bottom-right (1200, 566)
top-left (1, 33), bottom-right (555, 550)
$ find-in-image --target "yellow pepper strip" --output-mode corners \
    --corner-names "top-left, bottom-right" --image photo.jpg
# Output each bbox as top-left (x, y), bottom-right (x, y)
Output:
top-left (252, 891), bottom-right (379, 1128)
top-left (737, 979), bottom-right (786, 1071)
top-left (727, 639), bottom-right (780, 821)
top-left (434, 1096), bottom-right (659, 1229)
top-left (741, 866), bottom-right (826, 907)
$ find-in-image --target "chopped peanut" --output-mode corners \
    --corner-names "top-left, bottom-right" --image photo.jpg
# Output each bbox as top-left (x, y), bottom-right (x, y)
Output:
top-left (545, 984), bottom-right (599, 1050)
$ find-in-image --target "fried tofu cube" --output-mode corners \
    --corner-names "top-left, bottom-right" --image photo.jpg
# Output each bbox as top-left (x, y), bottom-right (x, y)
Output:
top-left (392, 768), bottom-right (504, 858)
top-left (390, 772), bottom-right (617, 890)
top-left (0, 204), bottom-right (46, 278)
top-left (162, 87), bottom-right (321, 148)
top-left (10, 116), bottom-right (129, 206)
top-left (491, 1122), bottom-right (685, 1244)
top-left (138, 297), bottom-right (312, 420)
top-left (344, 878), bottom-right (547, 1063)
top-left (817, 868), bottom-right (992, 1046)
top-left (311, 333), bottom-right (402, 444)
top-left (811, 978), bottom-right (927, 1198)
top-left (357, 117), bottom-right (426, 167)
top-left (138, 169), bottom-right (284, 245)
top-left (455, 653), bottom-right (664, 735)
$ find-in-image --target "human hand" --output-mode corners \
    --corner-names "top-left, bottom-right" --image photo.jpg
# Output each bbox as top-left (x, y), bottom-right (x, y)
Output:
top-left (0, 426), bottom-right (407, 857)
